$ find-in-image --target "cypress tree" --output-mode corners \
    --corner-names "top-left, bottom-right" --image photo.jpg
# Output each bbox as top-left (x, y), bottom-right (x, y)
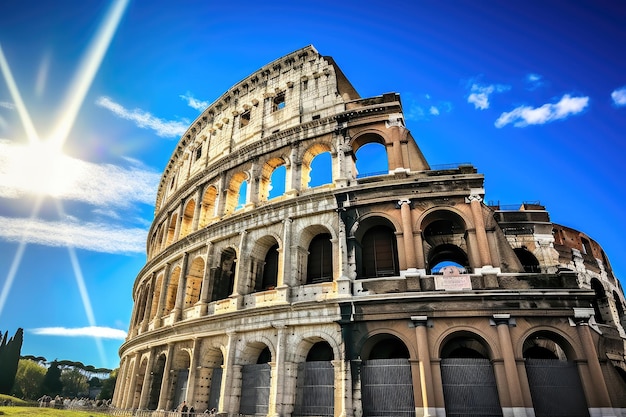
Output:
top-left (40, 360), bottom-right (63, 396)
top-left (0, 328), bottom-right (24, 394)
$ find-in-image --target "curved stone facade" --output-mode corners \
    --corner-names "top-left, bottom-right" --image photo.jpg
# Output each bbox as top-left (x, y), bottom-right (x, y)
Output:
top-left (115, 46), bottom-right (626, 417)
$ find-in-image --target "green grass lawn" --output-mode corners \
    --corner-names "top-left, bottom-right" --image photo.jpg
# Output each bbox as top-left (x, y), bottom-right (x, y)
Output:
top-left (0, 395), bottom-right (112, 416)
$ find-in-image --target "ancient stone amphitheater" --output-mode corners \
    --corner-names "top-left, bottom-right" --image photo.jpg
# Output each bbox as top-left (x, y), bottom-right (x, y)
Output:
top-left (114, 45), bottom-right (626, 417)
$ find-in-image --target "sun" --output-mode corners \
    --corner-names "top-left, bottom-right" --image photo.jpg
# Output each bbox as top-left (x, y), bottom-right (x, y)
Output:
top-left (10, 140), bottom-right (80, 198)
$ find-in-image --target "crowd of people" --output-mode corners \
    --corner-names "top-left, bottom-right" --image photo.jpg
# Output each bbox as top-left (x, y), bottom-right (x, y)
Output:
top-left (37, 394), bottom-right (111, 409)
top-left (176, 400), bottom-right (217, 415)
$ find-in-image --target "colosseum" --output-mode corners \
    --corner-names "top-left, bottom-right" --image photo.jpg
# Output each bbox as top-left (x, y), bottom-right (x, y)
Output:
top-left (113, 45), bottom-right (626, 417)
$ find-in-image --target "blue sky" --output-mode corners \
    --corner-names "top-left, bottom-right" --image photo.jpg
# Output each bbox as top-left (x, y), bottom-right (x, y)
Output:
top-left (0, 0), bottom-right (624, 369)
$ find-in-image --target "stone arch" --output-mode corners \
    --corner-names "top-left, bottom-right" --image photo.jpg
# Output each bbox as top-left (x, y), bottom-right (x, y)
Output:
top-left (130, 356), bottom-right (148, 409)
top-left (248, 234), bottom-right (282, 293)
top-left (199, 185), bottom-right (218, 228)
top-left (211, 246), bottom-right (237, 301)
top-left (259, 156), bottom-right (287, 201)
top-left (514, 247), bottom-right (541, 273)
top-left (166, 213), bottom-right (178, 246)
top-left (179, 199), bottom-right (196, 238)
top-left (147, 353), bottom-right (167, 410)
top-left (296, 224), bottom-right (335, 285)
top-left (170, 348), bottom-right (192, 410)
top-left (301, 142), bottom-right (333, 189)
top-left (238, 339), bottom-right (274, 416)
top-left (150, 273), bottom-right (164, 320)
top-left (165, 266), bottom-right (181, 315)
top-left (292, 330), bottom-right (342, 364)
top-left (439, 330), bottom-right (503, 417)
top-left (591, 278), bottom-right (609, 324)
top-left (420, 208), bottom-right (473, 274)
top-left (198, 343), bottom-right (226, 413)
top-left (350, 130), bottom-right (390, 178)
top-left (224, 171), bottom-right (249, 215)
top-left (522, 330), bottom-right (589, 417)
top-left (184, 256), bottom-right (205, 308)
top-left (353, 215), bottom-right (401, 279)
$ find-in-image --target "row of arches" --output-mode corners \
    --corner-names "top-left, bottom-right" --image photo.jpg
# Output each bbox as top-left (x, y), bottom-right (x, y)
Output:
top-left (117, 327), bottom-right (610, 417)
top-left (151, 139), bottom-right (390, 259)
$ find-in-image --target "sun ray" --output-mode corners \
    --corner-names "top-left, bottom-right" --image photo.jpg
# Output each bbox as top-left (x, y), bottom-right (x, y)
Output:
top-left (0, 45), bottom-right (40, 144)
top-left (0, 197), bottom-right (44, 319)
top-left (50, 0), bottom-right (130, 149)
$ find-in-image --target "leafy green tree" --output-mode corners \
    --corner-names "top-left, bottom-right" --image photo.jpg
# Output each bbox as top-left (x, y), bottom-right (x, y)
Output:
top-left (61, 368), bottom-right (88, 398)
top-left (97, 368), bottom-right (117, 400)
top-left (0, 328), bottom-right (23, 394)
top-left (40, 360), bottom-right (63, 396)
top-left (12, 359), bottom-right (46, 399)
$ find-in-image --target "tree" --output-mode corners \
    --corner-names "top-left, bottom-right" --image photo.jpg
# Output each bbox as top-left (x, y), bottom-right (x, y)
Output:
top-left (40, 360), bottom-right (63, 396)
top-left (98, 368), bottom-right (117, 400)
top-left (12, 359), bottom-right (46, 400)
top-left (0, 328), bottom-right (23, 394)
top-left (61, 368), bottom-right (88, 398)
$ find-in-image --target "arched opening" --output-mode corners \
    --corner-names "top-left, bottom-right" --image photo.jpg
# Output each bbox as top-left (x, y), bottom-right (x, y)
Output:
top-left (428, 244), bottom-right (469, 274)
top-left (239, 345), bottom-right (271, 416)
top-left (440, 334), bottom-right (502, 417)
top-left (591, 278), bottom-right (607, 324)
top-left (514, 247), bottom-right (541, 273)
top-left (359, 224), bottom-right (399, 278)
top-left (360, 335), bottom-right (414, 417)
top-left (131, 358), bottom-right (147, 409)
top-left (184, 257), bottom-right (205, 307)
top-left (355, 142), bottom-right (388, 178)
top-left (306, 233), bottom-right (333, 284)
top-left (613, 291), bottom-right (625, 325)
top-left (164, 267), bottom-right (181, 315)
top-left (205, 352), bottom-right (224, 413)
top-left (294, 342), bottom-right (335, 417)
top-left (260, 244), bottom-right (279, 290)
top-left (166, 214), bottom-right (177, 246)
top-left (224, 172), bottom-right (248, 214)
top-left (179, 199), bottom-right (195, 238)
top-left (171, 350), bottom-right (191, 411)
top-left (308, 152), bottom-right (332, 187)
top-left (236, 181), bottom-right (248, 211)
top-left (150, 274), bottom-right (163, 320)
top-left (199, 186), bottom-right (218, 228)
top-left (147, 354), bottom-right (166, 410)
top-left (268, 165), bottom-right (286, 199)
top-left (211, 248), bottom-right (236, 302)
top-left (523, 332), bottom-right (589, 417)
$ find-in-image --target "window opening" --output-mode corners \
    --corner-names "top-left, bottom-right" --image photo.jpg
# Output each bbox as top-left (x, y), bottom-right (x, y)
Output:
top-left (273, 92), bottom-right (285, 111)
top-left (236, 181), bottom-right (248, 210)
top-left (195, 147), bottom-right (202, 161)
top-left (308, 152), bottom-right (332, 187)
top-left (240, 110), bottom-right (251, 128)
top-left (361, 225), bottom-right (399, 278)
top-left (355, 142), bottom-right (388, 178)
top-left (268, 165), bottom-right (286, 199)
top-left (307, 234), bottom-right (332, 284)
top-left (260, 244), bottom-right (279, 290)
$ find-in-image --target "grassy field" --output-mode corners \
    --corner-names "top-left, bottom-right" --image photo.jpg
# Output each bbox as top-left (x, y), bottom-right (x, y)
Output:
top-left (0, 395), bottom-right (112, 416)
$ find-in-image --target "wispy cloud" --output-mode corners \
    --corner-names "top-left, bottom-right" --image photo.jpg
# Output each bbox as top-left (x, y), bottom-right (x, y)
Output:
top-left (467, 82), bottom-right (511, 110)
top-left (180, 92), bottom-right (209, 111)
top-left (404, 93), bottom-right (452, 121)
top-left (495, 94), bottom-right (589, 128)
top-left (30, 326), bottom-right (127, 340)
top-left (96, 96), bottom-right (187, 138)
top-left (0, 215), bottom-right (146, 253)
top-left (525, 73), bottom-right (544, 91)
top-left (611, 86), bottom-right (626, 107)
top-left (0, 101), bottom-right (15, 110)
top-left (0, 139), bottom-right (160, 206)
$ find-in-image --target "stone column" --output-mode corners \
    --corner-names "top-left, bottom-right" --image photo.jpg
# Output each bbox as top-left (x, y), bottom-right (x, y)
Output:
top-left (186, 338), bottom-right (201, 405)
top-left (221, 331), bottom-right (238, 414)
top-left (574, 309), bottom-right (614, 416)
top-left (141, 273), bottom-right (156, 332)
top-left (398, 199), bottom-right (417, 269)
top-left (153, 263), bottom-right (171, 328)
top-left (192, 187), bottom-right (203, 232)
top-left (414, 229), bottom-right (426, 271)
top-left (157, 343), bottom-right (175, 411)
top-left (233, 231), bottom-right (247, 296)
top-left (173, 252), bottom-right (190, 322)
top-left (332, 359), bottom-right (351, 417)
top-left (412, 316), bottom-right (435, 417)
top-left (139, 349), bottom-right (156, 409)
top-left (173, 204), bottom-right (184, 242)
top-left (112, 357), bottom-right (128, 407)
top-left (287, 145), bottom-right (301, 195)
top-left (390, 138), bottom-right (403, 171)
top-left (270, 325), bottom-right (288, 416)
top-left (466, 193), bottom-right (492, 267)
top-left (493, 314), bottom-right (528, 417)
top-left (279, 218), bottom-right (292, 287)
top-left (124, 352), bottom-right (141, 409)
top-left (199, 242), bottom-right (214, 315)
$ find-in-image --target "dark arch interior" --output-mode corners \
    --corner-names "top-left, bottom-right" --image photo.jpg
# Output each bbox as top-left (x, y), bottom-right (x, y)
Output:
top-left (441, 336), bottom-right (489, 359)
top-left (306, 341), bottom-right (334, 361)
top-left (514, 247), bottom-right (541, 273)
top-left (367, 338), bottom-right (410, 360)
top-left (256, 346), bottom-right (271, 364)
top-left (428, 244), bottom-right (469, 274)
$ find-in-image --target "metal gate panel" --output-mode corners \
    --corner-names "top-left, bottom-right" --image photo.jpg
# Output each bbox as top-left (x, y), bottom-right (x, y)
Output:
top-left (293, 361), bottom-right (334, 417)
top-left (361, 358), bottom-right (415, 417)
top-left (525, 358), bottom-right (589, 417)
top-left (441, 358), bottom-right (503, 417)
top-left (173, 369), bottom-right (189, 409)
top-left (239, 363), bottom-right (270, 416)
top-left (207, 367), bottom-right (223, 412)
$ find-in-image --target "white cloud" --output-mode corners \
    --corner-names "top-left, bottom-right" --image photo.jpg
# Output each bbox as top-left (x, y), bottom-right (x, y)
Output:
top-left (495, 94), bottom-right (589, 128)
top-left (525, 73), bottom-right (544, 90)
top-left (403, 93), bottom-right (452, 121)
top-left (467, 83), bottom-right (511, 110)
top-left (0, 139), bottom-right (160, 207)
top-left (611, 87), bottom-right (626, 106)
top-left (0, 215), bottom-right (147, 253)
top-left (0, 101), bottom-right (15, 110)
top-left (30, 326), bottom-right (127, 340)
top-left (429, 106), bottom-right (440, 116)
top-left (95, 96), bottom-right (187, 138)
top-left (180, 92), bottom-right (209, 111)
